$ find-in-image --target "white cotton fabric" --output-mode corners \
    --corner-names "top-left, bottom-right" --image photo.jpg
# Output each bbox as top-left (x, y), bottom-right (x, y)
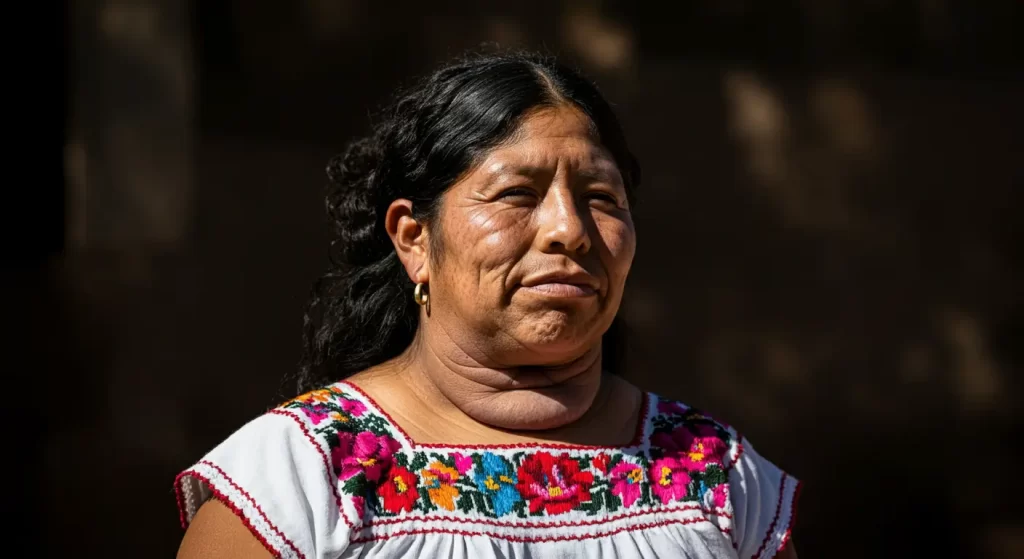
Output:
top-left (176, 391), bottom-right (799, 559)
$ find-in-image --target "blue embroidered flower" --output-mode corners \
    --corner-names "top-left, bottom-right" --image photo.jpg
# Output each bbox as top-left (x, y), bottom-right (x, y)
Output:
top-left (474, 452), bottom-right (521, 516)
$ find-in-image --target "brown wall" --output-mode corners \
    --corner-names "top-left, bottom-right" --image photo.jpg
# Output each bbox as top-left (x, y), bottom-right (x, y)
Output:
top-left (43, 1), bottom-right (1022, 557)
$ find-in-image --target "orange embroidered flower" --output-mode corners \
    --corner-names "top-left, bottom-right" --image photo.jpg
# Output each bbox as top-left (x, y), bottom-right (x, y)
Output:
top-left (309, 389), bottom-right (333, 403)
top-left (421, 461), bottom-right (461, 511)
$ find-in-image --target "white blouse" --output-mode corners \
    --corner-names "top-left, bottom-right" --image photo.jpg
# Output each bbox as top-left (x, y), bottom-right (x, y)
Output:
top-left (176, 381), bottom-right (799, 558)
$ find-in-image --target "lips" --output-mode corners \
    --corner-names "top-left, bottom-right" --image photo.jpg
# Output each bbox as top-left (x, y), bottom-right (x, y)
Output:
top-left (525, 283), bottom-right (595, 297)
top-left (520, 271), bottom-right (600, 298)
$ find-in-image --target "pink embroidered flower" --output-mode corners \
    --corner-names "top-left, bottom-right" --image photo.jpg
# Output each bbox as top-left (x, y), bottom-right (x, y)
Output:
top-left (651, 424), bottom-right (727, 471)
top-left (657, 400), bottom-right (688, 415)
top-left (711, 484), bottom-right (728, 508)
top-left (331, 431), bottom-right (401, 482)
top-left (351, 495), bottom-right (366, 519)
top-left (339, 397), bottom-right (367, 417)
top-left (609, 461), bottom-right (644, 507)
top-left (516, 452), bottom-right (594, 515)
top-left (650, 457), bottom-right (691, 504)
top-left (300, 404), bottom-right (331, 425)
top-left (452, 452), bottom-right (473, 475)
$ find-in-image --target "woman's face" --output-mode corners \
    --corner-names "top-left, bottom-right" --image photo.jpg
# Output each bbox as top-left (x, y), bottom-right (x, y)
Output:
top-left (429, 105), bottom-right (636, 367)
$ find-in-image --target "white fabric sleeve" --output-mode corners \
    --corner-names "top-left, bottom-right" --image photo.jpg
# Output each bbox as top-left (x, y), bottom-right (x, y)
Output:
top-left (175, 412), bottom-right (352, 559)
top-left (728, 436), bottom-right (801, 559)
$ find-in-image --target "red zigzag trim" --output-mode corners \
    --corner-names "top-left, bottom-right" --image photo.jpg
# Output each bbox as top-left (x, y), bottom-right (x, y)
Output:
top-left (177, 466), bottom-right (305, 559)
top-left (351, 516), bottom-right (723, 545)
top-left (751, 472), bottom-right (789, 559)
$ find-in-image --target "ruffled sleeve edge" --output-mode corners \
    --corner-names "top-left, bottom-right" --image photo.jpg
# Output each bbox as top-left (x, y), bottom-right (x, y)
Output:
top-left (175, 460), bottom-right (305, 559)
top-left (751, 474), bottom-right (802, 559)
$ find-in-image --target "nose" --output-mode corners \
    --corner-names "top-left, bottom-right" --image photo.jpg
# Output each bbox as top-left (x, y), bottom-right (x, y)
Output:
top-left (536, 183), bottom-right (591, 255)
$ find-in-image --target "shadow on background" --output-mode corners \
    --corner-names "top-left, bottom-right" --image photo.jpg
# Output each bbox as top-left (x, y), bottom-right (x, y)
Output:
top-left (38, 1), bottom-right (1024, 557)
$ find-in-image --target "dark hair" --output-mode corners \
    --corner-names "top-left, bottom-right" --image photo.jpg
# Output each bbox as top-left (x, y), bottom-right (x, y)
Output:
top-left (292, 50), bottom-right (641, 395)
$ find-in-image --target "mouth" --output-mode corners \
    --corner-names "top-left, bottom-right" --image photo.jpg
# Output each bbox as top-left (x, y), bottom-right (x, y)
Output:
top-left (520, 283), bottom-right (596, 297)
top-left (519, 271), bottom-right (600, 298)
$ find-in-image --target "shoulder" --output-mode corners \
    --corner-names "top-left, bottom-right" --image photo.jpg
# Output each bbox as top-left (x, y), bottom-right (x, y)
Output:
top-left (646, 393), bottom-right (801, 559)
top-left (175, 382), bottom-right (383, 558)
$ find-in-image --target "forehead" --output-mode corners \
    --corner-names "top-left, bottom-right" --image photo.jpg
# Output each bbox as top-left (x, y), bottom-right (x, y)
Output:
top-left (476, 105), bottom-right (616, 172)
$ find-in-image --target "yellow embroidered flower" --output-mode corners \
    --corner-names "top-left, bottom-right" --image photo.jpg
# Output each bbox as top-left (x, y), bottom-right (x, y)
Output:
top-left (421, 461), bottom-right (461, 511)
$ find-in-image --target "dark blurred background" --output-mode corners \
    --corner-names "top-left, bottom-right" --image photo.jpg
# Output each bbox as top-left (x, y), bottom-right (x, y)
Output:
top-left (16, 1), bottom-right (1022, 557)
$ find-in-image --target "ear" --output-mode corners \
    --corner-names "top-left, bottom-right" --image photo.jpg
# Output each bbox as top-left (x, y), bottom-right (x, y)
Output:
top-left (384, 199), bottom-right (430, 284)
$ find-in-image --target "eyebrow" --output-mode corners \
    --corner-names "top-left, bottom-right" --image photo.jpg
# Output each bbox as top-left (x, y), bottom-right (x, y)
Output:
top-left (482, 164), bottom-right (542, 180)
top-left (483, 160), bottom-right (621, 184)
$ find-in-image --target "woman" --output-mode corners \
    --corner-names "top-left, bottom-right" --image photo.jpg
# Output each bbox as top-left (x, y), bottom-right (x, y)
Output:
top-left (176, 51), bottom-right (800, 558)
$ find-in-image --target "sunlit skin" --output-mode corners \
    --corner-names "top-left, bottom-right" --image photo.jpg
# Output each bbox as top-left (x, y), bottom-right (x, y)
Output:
top-left (352, 104), bottom-right (640, 440)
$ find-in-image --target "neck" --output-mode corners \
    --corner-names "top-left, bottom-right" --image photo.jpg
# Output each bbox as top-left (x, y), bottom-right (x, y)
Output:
top-left (395, 323), bottom-right (606, 432)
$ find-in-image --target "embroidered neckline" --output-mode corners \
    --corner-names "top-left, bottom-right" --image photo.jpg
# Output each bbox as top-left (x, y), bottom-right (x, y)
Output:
top-left (276, 381), bottom-right (739, 534)
top-left (339, 380), bottom-right (653, 451)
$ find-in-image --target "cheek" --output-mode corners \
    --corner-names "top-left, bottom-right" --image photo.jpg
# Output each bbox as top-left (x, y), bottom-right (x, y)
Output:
top-left (445, 208), bottom-right (533, 288)
top-left (594, 214), bottom-right (636, 276)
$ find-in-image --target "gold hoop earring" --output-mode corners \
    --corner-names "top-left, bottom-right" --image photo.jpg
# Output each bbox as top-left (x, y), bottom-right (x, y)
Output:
top-left (413, 282), bottom-right (430, 315)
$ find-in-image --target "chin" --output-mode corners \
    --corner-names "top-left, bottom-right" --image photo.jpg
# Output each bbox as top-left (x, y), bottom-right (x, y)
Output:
top-left (516, 314), bottom-right (603, 354)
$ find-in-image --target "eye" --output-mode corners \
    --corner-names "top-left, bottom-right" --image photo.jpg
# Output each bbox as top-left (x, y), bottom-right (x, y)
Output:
top-left (497, 187), bottom-right (537, 201)
top-left (585, 191), bottom-right (620, 206)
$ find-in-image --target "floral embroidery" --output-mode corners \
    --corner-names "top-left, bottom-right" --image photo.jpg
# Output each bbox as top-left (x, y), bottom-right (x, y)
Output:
top-left (705, 483), bottom-right (729, 509)
top-left (379, 465), bottom-right (419, 513)
top-left (652, 424), bottom-right (727, 471)
top-left (474, 453), bottom-right (521, 516)
top-left (281, 385), bottom-right (734, 522)
top-left (331, 431), bottom-right (401, 482)
top-left (339, 397), bottom-right (367, 417)
top-left (650, 456), bottom-right (691, 503)
top-left (422, 461), bottom-right (461, 511)
top-left (516, 452), bottom-right (595, 514)
top-left (609, 461), bottom-right (644, 507)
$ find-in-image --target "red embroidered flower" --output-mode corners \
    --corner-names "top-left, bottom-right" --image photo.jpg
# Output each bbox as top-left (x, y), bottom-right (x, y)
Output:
top-left (377, 465), bottom-right (419, 513)
top-left (592, 454), bottom-right (610, 475)
top-left (516, 452), bottom-right (594, 515)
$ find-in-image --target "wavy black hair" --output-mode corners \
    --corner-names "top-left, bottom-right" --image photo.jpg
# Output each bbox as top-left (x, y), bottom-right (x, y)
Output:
top-left (292, 50), bottom-right (641, 395)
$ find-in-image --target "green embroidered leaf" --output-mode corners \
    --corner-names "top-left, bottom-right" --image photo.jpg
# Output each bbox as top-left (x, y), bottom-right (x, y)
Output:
top-left (640, 480), bottom-right (653, 506)
top-left (471, 453), bottom-right (485, 472)
top-left (417, 487), bottom-right (433, 512)
top-left (409, 453), bottom-right (428, 472)
top-left (576, 456), bottom-right (590, 471)
top-left (471, 492), bottom-right (488, 514)
top-left (703, 464), bottom-right (726, 487)
top-left (342, 474), bottom-right (367, 497)
top-left (480, 494), bottom-right (498, 519)
top-left (513, 499), bottom-right (527, 518)
top-left (605, 489), bottom-right (621, 512)
top-left (608, 453), bottom-right (623, 469)
top-left (587, 487), bottom-right (604, 512)
top-left (456, 492), bottom-right (474, 513)
top-left (511, 451), bottom-right (526, 465)
top-left (395, 453), bottom-right (409, 468)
